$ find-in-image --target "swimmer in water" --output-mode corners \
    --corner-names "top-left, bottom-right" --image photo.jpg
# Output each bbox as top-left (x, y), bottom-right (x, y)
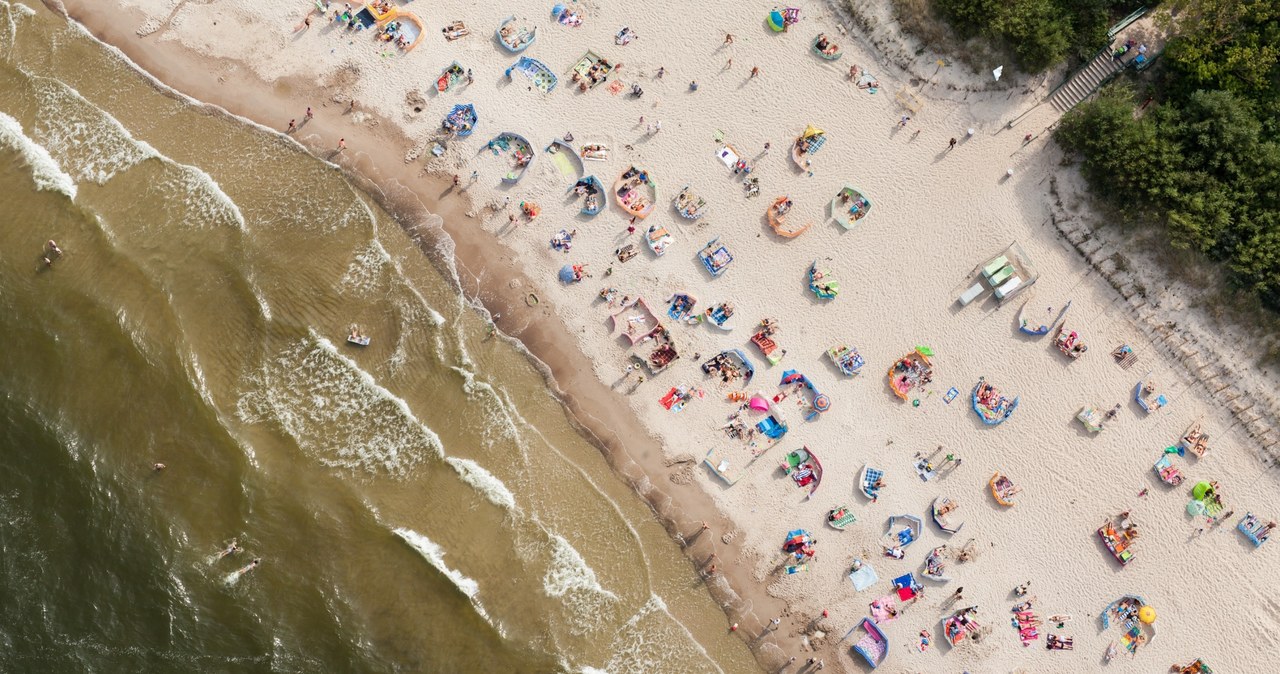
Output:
top-left (217, 540), bottom-right (241, 560)
top-left (235, 558), bottom-right (261, 575)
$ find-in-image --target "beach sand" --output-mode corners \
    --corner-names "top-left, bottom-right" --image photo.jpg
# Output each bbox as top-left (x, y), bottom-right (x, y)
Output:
top-left (54, 0), bottom-right (1279, 670)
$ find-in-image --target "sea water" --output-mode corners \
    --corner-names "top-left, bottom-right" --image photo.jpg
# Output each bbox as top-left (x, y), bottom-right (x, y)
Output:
top-left (0, 2), bottom-right (753, 671)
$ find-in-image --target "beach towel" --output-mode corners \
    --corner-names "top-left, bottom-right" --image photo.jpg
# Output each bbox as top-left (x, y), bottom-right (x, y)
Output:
top-left (848, 561), bottom-right (878, 591)
top-left (863, 468), bottom-right (883, 488)
top-left (915, 459), bottom-right (937, 482)
top-left (944, 387), bottom-right (959, 404)
top-left (870, 597), bottom-right (898, 623)
top-left (897, 528), bottom-right (915, 546)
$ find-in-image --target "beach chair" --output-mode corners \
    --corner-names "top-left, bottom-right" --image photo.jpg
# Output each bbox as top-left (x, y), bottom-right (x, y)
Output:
top-left (982, 256), bottom-right (1009, 278)
top-left (958, 282), bottom-right (985, 306)
top-left (988, 265), bottom-right (1016, 287)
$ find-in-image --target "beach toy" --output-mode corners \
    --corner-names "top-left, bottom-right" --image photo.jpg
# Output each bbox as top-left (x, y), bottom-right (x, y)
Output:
top-left (1138, 606), bottom-right (1156, 624)
top-left (768, 10), bottom-right (784, 31)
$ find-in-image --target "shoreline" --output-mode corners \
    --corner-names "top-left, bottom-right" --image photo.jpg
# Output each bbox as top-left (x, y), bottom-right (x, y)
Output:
top-left (50, 0), bottom-right (796, 668)
top-left (42, 1), bottom-right (1280, 671)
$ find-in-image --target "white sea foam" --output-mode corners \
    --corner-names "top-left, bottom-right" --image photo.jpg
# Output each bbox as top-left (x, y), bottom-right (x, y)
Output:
top-left (545, 534), bottom-right (615, 599)
top-left (0, 111), bottom-right (77, 198)
top-left (26, 75), bottom-right (245, 230)
top-left (338, 242), bottom-right (390, 296)
top-left (27, 75), bottom-right (155, 184)
top-left (444, 457), bottom-right (517, 511)
top-left (392, 528), bottom-right (502, 634)
top-left (235, 333), bottom-right (442, 475)
top-left (450, 366), bottom-right (522, 447)
top-left (602, 595), bottom-right (724, 674)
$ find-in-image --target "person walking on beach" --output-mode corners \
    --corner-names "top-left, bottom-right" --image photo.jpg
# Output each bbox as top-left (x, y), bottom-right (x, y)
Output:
top-left (750, 66), bottom-right (760, 78)
top-left (656, 66), bottom-right (665, 78)
top-left (337, 138), bottom-right (346, 151)
top-left (305, 106), bottom-right (313, 121)
top-left (770, 617), bottom-right (781, 630)
top-left (899, 115), bottom-right (910, 128)
top-left (948, 137), bottom-right (957, 151)
top-left (724, 33), bottom-right (734, 45)
top-left (287, 119), bottom-right (297, 133)
top-left (452, 174), bottom-right (460, 188)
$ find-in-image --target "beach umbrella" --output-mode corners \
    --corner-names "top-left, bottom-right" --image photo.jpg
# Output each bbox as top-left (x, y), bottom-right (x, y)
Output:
top-left (813, 394), bottom-right (831, 412)
top-left (552, 4), bottom-right (566, 17)
top-left (558, 265), bottom-right (576, 283)
top-left (780, 369), bottom-right (803, 385)
top-left (1138, 605), bottom-right (1156, 623)
top-left (1186, 499), bottom-right (1206, 516)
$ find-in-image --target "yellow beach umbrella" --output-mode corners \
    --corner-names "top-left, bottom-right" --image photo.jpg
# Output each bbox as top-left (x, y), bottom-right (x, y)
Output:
top-left (1138, 605), bottom-right (1156, 624)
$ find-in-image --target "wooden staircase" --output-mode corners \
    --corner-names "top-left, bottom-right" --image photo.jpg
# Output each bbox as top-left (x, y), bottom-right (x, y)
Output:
top-left (1048, 50), bottom-right (1122, 113)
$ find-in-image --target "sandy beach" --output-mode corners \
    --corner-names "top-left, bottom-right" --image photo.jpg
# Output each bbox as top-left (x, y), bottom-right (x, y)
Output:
top-left (50, 0), bottom-right (1280, 671)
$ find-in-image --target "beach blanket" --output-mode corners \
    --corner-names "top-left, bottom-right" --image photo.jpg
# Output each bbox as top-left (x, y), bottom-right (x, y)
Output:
top-left (863, 468), bottom-right (883, 492)
top-left (897, 528), bottom-right (916, 546)
top-left (915, 459), bottom-right (937, 482)
top-left (848, 561), bottom-right (878, 591)
top-left (870, 597), bottom-right (898, 623)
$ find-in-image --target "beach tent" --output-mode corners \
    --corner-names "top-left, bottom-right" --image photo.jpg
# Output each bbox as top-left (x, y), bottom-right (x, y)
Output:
top-left (749, 395), bottom-right (770, 411)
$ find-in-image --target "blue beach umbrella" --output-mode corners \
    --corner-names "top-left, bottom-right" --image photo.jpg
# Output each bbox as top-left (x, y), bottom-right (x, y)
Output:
top-left (558, 265), bottom-right (576, 283)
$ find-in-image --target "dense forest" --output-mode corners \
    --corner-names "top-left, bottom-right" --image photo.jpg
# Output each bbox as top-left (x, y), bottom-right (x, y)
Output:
top-left (930, 0), bottom-right (1148, 71)
top-left (1055, 0), bottom-right (1280, 309)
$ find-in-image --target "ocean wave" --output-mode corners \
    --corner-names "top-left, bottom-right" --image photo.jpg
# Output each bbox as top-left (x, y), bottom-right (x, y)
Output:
top-left (391, 528), bottom-right (501, 634)
top-left (235, 333), bottom-right (443, 475)
top-left (444, 457), bottom-right (518, 511)
top-left (0, 111), bottom-right (77, 198)
top-left (602, 595), bottom-right (724, 674)
top-left (25, 75), bottom-right (245, 229)
top-left (544, 534), bottom-right (616, 601)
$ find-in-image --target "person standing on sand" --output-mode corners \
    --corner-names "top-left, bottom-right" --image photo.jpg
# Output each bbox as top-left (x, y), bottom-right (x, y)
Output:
top-left (287, 119), bottom-right (297, 133)
top-left (452, 174), bottom-right (460, 188)
top-left (750, 66), bottom-right (760, 78)
top-left (948, 137), bottom-right (957, 150)
top-left (724, 33), bottom-right (734, 45)
top-left (305, 107), bottom-right (313, 121)
top-left (899, 115), bottom-right (910, 128)
top-left (337, 138), bottom-right (346, 151)
top-left (656, 66), bottom-right (665, 78)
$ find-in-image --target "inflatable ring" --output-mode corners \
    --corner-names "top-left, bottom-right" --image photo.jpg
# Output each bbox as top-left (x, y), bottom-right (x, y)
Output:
top-left (526, 293), bottom-right (539, 306)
